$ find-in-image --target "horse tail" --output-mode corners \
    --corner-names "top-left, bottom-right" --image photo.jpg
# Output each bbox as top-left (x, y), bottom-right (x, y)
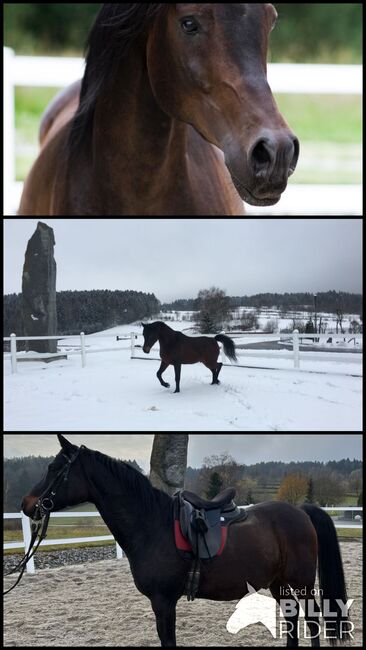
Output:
top-left (214, 334), bottom-right (237, 363)
top-left (300, 504), bottom-right (350, 645)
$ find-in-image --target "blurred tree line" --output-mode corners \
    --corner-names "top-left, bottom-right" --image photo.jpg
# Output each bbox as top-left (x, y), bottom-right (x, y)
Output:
top-left (185, 455), bottom-right (363, 506)
top-left (4, 289), bottom-right (160, 337)
top-left (4, 3), bottom-right (362, 62)
top-left (4, 456), bottom-right (143, 513)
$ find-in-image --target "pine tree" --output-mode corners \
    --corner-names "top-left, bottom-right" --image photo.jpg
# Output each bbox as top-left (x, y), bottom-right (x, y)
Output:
top-left (305, 477), bottom-right (315, 503)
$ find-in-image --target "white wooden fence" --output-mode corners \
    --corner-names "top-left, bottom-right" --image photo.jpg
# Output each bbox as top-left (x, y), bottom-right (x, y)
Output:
top-left (3, 47), bottom-right (362, 216)
top-left (4, 511), bottom-right (123, 574)
top-left (131, 330), bottom-right (362, 376)
top-left (4, 331), bottom-right (362, 376)
top-left (3, 332), bottom-right (132, 374)
top-left (4, 507), bottom-right (362, 575)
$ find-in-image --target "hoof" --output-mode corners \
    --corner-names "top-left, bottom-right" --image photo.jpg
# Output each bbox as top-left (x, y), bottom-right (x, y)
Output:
top-left (163, 382), bottom-right (170, 388)
top-left (174, 389), bottom-right (180, 394)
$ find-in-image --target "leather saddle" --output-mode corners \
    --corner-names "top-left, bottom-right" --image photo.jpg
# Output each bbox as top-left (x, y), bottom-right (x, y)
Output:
top-left (174, 488), bottom-right (247, 600)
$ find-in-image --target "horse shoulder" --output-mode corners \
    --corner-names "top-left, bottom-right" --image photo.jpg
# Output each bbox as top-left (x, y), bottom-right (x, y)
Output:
top-left (39, 80), bottom-right (81, 149)
top-left (18, 123), bottom-right (71, 215)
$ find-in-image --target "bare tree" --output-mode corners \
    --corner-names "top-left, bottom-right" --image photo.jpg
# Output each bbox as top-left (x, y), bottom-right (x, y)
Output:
top-left (195, 287), bottom-right (231, 333)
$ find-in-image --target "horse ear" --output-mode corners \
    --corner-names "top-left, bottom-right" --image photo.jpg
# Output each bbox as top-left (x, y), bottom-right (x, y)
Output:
top-left (141, 322), bottom-right (145, 328)
top-left (57, 434), bottom-right (77, 454)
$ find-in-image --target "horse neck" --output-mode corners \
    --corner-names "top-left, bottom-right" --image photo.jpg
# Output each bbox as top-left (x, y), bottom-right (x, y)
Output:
top-left (159, 323), bottom-right (176, 345)
top-left (92, 44), bottom-right (189, 200)
top-left (84, 452), bottom-right (171, 558)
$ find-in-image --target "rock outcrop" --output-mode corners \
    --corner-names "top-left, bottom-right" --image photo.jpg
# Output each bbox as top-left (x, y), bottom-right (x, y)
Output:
top-left (22, 221), bottom-right (57, 353)
top-left (150, 434), bottom-right (189, 495)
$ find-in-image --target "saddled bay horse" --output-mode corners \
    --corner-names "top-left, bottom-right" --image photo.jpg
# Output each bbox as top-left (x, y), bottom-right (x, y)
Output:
top-left (141, 321), bottom-right (237, 392)
top-left (18, 3), bottom-right (299, 216)
top-left (21, 436), bottom-right (350, 647)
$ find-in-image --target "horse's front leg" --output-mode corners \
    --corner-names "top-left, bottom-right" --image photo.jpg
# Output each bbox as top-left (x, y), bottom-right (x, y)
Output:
top-left (157, 361), bottom-right (170, 388)
top-left (151, 596), bottom-right (177, 647)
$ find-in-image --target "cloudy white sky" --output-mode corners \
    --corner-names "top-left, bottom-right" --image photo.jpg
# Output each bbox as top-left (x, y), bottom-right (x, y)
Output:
top-left (3, 434), bottom-right (362, 471)
top-left (4, 219), bottom-right (362, 302)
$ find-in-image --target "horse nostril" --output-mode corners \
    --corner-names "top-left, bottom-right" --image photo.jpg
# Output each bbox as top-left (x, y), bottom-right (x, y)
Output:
top-left (289, 137), bottom-right (300, 176)
top-left (250, 134), bottom-right (299, 180)
top-left (250, 139), bottom-right (274, 177)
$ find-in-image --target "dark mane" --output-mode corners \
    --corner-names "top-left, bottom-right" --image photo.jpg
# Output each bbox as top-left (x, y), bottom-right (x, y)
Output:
top-left (69, 3), bottom-right (165, 153)
top-left (90, 448), bottom-right (172, 521)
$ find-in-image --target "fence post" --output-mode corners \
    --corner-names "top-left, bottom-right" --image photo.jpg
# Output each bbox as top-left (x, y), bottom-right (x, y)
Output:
top-left (3, 48), bottom-right (16, 216)
top-left (116, 542), bottom-right (124, 560)
top-left (293, 329), bottom-right (300, 368)
top-left (21, 512), bottom-right (35, 574)
top-left (80, 332), bottom-right (86, 367)
top-left (130, 332), bottom-right (135, 358)
top-left (10, 333), bottom-right (17, 374)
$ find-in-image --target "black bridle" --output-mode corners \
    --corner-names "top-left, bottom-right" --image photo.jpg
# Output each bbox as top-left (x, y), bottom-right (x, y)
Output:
top-left (4, 447), bottom-right (83, 596)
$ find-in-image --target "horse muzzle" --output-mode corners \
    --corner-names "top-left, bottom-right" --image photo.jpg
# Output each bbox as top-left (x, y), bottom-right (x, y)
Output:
top-left (143, 345), bottom-right (151, 354)
top-left (21, 495), bottom-right (39, 518)
top-left (224, 129), bottom-right (299, 206)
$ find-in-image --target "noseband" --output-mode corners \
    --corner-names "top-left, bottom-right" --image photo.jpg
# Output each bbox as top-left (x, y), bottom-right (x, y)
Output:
top-left (4, 447), bottom-right (83, 596)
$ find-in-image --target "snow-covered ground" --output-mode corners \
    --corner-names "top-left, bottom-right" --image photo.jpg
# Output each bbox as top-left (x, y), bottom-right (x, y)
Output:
top-left (4, 324), bottom-right (362, 431)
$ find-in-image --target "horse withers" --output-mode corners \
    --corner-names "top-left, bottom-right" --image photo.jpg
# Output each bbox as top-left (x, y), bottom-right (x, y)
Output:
top-left (141, 322), bottom-right (237, 393)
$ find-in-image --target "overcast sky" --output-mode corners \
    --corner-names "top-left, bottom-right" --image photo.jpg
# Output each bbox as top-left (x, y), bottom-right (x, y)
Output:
top-left (4, 219), bottom-right (362, 303)
top-left (4, 434), bottom-right (362, 471)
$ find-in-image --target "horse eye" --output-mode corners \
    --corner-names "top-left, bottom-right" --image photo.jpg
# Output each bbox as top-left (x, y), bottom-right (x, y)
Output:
top-left (181, 18), bottom-right (199, 34)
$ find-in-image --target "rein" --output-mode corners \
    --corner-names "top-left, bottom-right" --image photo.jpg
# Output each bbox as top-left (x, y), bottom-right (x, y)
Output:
top-left (4, 447), bottom-right (82, 596)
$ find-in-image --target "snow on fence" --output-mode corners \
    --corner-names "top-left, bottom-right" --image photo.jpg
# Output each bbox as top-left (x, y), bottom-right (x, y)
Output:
top-left (4, 507), bottom-right (362, 575)
top-left (3, 47), bottom-right (362, 216)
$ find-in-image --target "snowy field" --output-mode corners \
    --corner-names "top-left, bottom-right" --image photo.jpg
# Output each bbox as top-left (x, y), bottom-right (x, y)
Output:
top-left (4, 324), bottom-right (362, 431)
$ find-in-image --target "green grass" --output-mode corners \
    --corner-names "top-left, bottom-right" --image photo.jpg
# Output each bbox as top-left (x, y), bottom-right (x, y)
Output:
top-left (276, 94), bottom-right (362, 143)
top-left (337, 528), bottom-right (362, 539)
top-left (4, 513), bottom-right (115, 555)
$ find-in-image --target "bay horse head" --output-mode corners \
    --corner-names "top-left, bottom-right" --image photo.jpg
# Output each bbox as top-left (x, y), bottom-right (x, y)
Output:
top-left (147, 3), bottom-right (299, 206)
top-left (22, 435), bottom-right (88, 520)
top-left (141, 322), bottom-right (161, 354)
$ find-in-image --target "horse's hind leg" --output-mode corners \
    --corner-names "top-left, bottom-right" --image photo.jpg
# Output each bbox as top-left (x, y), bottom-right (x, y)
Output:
top-left (215, 362), bottom-right (223, 383)
top-left (302, 586), bottom-right (321, 647)
top-left (270, 581), bottom-right (300, 647)
top-left (173, 362), bottom-right (181, 393)
top-left (211, 362), bottom-right (222, 385)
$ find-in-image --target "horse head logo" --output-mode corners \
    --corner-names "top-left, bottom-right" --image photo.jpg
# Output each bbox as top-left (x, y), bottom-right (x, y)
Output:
top-left (227, 583), bottom-right (277, 639)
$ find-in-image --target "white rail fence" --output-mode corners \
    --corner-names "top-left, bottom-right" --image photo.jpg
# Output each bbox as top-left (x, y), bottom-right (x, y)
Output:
top-left (131, 331), bottom-right (362, 376)
top-left (3, 332), bottom-right (132, 374)
top-left (3, 47), bottom-right (363, 216)
top-left (4, 507), bottom-right (362, 575)
top-left (4, 331), bottom-right (362, 376)
top-left (4, 511), bottom-right (124, 574)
